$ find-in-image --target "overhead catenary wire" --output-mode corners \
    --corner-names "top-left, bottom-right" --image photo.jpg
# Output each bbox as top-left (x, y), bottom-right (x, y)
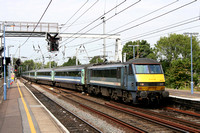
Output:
top-left (65, 0), bottom-right (179, 49)
top-left (60, 0), bottom-right (141, 47)
top-left (125, 16), bottom-right (200, 41)
top-left (61, 0), bottom-right (99, 33)
top-left (108, 0), bottom-right (179, 33)
top-left (66, 0), bottom-right (197, 49)
top-left (61, 0), bottom-right (89, 32)
top-left (78, 16), bottom-right (200, 56)
top-left (13, 0), bottom-right (53, 57)
top-left (59, 0), bottom-right (127, 45)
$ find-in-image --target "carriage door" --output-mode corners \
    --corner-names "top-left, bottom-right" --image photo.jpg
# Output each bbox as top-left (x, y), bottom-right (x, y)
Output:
top-left (123, 66), bottom-right (128, 87)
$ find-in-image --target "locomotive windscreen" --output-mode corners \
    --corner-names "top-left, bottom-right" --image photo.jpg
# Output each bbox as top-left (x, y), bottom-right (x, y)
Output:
top-left (135, 64), bottom-right (162, 74)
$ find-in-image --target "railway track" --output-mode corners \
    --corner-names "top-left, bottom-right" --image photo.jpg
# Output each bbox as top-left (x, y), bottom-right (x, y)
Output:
top-left (23, 78), bottom-right (200, 133)
top-left (38, 83), bottom-right (200, 132)
top-left (39, 84), bottom-right (146, 133)
top-left (109, 101), bottom-right (200, 130)
top-left (22, 80), bottom-right (102, 133)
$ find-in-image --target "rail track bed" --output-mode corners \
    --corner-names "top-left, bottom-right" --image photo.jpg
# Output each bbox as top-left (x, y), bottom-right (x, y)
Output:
top-left (22, 78), bottom-right (200, 132)
top-left (22, 80), bottom-right (101, 133)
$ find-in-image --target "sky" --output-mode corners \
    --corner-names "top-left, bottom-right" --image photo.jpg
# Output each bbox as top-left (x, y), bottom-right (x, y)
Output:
top-left (0, 0), bottom-right (200, 65)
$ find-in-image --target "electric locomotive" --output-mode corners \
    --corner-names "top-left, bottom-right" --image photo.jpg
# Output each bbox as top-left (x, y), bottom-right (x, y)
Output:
top-left (86, 58), bottom-right (168, 104)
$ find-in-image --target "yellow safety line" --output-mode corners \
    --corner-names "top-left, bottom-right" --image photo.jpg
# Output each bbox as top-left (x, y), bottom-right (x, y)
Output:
top-left (17, 82), bottom-right (36, 133)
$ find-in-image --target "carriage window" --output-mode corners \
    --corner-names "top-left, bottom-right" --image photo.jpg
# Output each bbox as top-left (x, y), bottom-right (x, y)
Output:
top-left (30, 72), bottom-right (34, 76)
top-left (37, 72), bottom-right (51, 76)
top-left (56, 71), bottom-right (81, 77)
top-left (91, 69), bottom-right (120, 79)
top-left (135, 65), bottom-right (149, 74)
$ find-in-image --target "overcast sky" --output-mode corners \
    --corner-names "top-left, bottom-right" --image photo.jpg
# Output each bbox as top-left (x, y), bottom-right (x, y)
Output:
top-left (1, 0), bottom-right (200, 65)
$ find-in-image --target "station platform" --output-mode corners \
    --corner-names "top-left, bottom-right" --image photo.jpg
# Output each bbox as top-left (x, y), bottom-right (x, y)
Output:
top-left (166, 88), bottom-right (200, 102)
top-left (0, 80), bottom-right (65, 133)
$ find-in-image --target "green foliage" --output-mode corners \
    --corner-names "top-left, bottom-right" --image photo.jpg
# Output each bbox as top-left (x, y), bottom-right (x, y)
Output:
top-left (62, 57), bottom-right (81, 66)
top-left (44, 61), bottom-right (57, 68)
top-left (122, 40), bottom-right (156, 61)
top-left (89, 56), bottom-right (103, 64)
top-left (165, 59), bottom-right (199, 89)
top-left (155, 33), bottom-right (200, 64)
top-left (154, 33), bottom-right (200, 89)
top-left (21, 60), bottom-right (34, 71)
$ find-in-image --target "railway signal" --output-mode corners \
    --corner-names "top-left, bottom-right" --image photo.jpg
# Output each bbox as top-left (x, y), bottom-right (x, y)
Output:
top-left (46, 33), bottom-right (60, 52)
top-left (16, 58), bottom-right (21, 66)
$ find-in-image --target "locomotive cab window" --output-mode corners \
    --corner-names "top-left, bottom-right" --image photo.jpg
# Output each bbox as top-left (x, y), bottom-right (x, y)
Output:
top-left (135, 64), bottom-right (162, 74)
top-left (149, 65), bottom-right (162, 74)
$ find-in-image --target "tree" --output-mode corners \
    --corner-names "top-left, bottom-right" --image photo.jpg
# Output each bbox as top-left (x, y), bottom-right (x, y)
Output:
top-left (45, 61), bottom-right (57, 68)
top-left (155, 33), bottom-right (200, 62)
top-left (155, 33), bottom-right (200, 89)
top-left (165, 59), bottom-right (199, 89)
top-left (21, 60), bottom-right (34, 72)
top-left (89, 56), bottom-right (103, 64)
top-left (155, 33), bottom-right (200, 72)
top-left (122, 40), bottom-right (156, 61)
top-left (34, 62), bottom-right (43, 69)
top-left (62, 56), bottom-right (81, 66)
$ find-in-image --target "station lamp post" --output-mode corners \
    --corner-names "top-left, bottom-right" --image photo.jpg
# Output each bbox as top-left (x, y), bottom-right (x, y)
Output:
top-left (3, 22), bottom-right (15, 100)
top-left (184, 32), bottom-right (199, 94)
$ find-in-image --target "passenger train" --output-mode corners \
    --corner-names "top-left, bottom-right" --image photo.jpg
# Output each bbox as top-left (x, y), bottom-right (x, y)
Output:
top-left (22, 58), bottom-right (169, 104)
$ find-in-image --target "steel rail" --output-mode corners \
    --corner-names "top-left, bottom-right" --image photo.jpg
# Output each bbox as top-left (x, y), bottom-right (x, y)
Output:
top-left (106, 103), bottom-right (200, 133)
top-left (165, 106), bottom-right (200, 118)
top-left (110, 102), bottom-right (200, 129)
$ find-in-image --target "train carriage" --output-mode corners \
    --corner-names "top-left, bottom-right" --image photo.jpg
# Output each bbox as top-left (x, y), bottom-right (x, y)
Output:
top-left (22, 70), bottom-right (36, 82)
top-left (36, 68), bottom-right (53, 85)
top-left (54, 65), bottom-right (86, 91)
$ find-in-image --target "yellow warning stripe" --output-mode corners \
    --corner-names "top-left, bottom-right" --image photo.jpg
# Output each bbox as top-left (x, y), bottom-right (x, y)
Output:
top-left (17, 82), bottom-right (36, 133)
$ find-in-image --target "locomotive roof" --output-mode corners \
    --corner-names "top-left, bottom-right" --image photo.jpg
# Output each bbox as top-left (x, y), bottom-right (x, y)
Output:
top-left (126, 58), bottom-right (160, 64)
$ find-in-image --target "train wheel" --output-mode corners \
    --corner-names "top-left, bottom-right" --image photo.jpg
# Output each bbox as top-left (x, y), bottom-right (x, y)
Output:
top-left (111, 91), bottom-right (118, 101)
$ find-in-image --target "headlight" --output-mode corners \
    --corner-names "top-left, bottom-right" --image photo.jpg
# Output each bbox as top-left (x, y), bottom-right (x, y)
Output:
top-left (159, 83), bottom-right (164, 86)
top-left (139, 83), bottom-right (145, 86)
